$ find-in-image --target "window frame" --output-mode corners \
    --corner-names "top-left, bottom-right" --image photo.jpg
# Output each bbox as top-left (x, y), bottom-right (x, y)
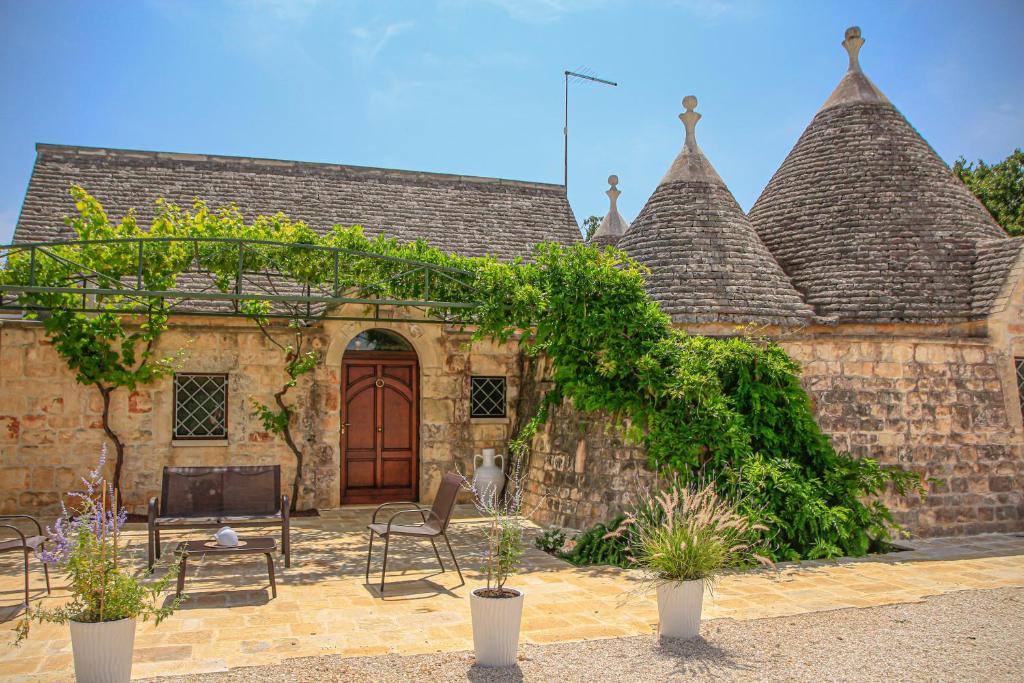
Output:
top-left (470, 375), bottom-right (507, 419)
top-left (1015, 358), bottom-right (1024, 421)
top-left (172, 372), bottom-right (230, 441)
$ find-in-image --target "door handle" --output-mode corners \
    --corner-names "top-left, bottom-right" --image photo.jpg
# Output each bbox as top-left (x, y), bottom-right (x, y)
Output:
top-left (377, 426), bottom-right (382, 432)
top-left (342, 422), bottom-right (350, 435)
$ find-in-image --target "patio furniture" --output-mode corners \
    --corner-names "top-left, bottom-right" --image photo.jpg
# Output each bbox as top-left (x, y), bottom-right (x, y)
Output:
top-left (365, 472), bottom-right (464, 596)
top-left (0, 515), bottom-right (51, 606)
top-left (148, 465), bottom-right (290, 570)
top-left (175, 537), bottom-right (277, 599)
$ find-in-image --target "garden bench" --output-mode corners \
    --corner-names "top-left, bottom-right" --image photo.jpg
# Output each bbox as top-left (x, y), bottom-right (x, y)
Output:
top-left (148, 465), bottom-right (290, 569)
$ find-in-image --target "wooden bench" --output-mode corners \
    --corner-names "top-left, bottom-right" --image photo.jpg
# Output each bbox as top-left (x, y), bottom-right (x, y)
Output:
top-left (148, 465), bottom-right (290, 569)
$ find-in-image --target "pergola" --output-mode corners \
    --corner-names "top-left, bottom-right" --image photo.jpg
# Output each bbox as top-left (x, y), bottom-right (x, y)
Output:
top-left (0, 236), bottom-right (481, 324)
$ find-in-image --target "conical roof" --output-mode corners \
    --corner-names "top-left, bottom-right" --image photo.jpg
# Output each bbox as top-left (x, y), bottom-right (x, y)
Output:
top-left (590, 175), bottom-right (630, 248)
top-left (617, 96), bottom-right (815, 326)
top-left (748, 27), bottom-right (1007, 323)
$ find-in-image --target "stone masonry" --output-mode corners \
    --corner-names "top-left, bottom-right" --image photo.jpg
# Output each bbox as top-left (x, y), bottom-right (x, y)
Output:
top-left (521, 326), bottom-right (1024, 537)
top-left (0, 308), bottom-right (523, 515)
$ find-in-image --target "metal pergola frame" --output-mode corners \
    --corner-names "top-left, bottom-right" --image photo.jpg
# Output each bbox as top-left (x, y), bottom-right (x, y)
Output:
top-left (0, 237), bottom-right (482, 324)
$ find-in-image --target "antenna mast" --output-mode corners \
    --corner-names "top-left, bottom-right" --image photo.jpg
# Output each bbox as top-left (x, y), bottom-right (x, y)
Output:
top-left (564, 69), bottom-right (617, 190)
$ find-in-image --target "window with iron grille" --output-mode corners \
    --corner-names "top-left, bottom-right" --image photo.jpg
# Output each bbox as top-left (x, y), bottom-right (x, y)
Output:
top-left (173, 374), bottom-right (228, 439)
top-left (471, 376), bottom-right (507, 418)
top-left (1016, 359), bottom-right (1024, 419)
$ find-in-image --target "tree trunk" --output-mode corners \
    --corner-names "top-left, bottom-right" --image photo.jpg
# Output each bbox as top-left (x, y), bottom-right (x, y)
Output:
top-left (275, 388), bottom-right (302, 513)
top-left (98, 385), bottom-right (126, 500)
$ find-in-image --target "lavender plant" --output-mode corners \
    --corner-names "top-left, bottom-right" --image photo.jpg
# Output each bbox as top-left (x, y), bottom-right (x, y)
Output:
top-left (16, 448), bottom-right (182, 643)
top-left (459, 454), bottom-right (531, 598)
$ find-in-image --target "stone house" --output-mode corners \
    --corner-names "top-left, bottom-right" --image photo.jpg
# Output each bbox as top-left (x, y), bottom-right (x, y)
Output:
top-left (1, 152), bottom-right (578, 512)
top-left (2, 27), bottom-right (1022, 537)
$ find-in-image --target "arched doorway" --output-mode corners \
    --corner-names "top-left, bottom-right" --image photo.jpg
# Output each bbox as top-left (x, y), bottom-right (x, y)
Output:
top-left (340, 329), bottom-right (419, 504)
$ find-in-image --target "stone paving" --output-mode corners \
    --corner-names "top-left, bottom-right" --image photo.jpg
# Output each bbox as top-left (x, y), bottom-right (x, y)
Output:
top-left (1, 507), bottom-right (1023, 681)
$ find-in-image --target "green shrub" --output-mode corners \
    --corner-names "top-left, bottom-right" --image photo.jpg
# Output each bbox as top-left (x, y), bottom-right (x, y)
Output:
top-left (535, 527), bottom-right (568, 554)
top-left (559, 515), bottom-right (632, 568)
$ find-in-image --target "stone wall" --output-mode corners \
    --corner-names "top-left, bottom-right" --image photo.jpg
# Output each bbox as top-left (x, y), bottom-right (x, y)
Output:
top-left (520, 357), bottom-right (653, 531)
top-left (781, 329), bottom-right (1024, 536)
top-left (521, 328), bottom-right (1024, 538)
top-left (0, 309), bottom-right (522, 515)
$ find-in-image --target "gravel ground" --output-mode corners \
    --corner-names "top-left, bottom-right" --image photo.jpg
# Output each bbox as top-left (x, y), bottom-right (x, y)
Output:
top-left (150, 587), bottom-right (1024, 682)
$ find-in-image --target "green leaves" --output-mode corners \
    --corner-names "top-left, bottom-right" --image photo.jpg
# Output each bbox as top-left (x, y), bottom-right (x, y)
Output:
top-left (954, 149), bottom-right (1024, 236)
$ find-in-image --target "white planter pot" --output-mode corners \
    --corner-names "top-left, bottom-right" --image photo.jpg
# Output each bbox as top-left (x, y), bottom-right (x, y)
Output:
top-left (69, 617), bottom-right (137, 683)
top-left (470, 587), bottom-right (524, 667)
top-left (656, 579), bottom-right (703, 640)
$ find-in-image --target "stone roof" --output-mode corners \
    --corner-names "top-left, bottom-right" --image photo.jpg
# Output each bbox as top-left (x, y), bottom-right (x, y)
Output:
top-left (748, 27), bottom-right (1008, 323)
top-left (617, 97), bottom-right (816, 326)
top-left (14, 144), bottom-right (580, 260)
top-left (972, 238), bottom-right (1024, 316)
top-left (589, 175), bottom-right (630, 248)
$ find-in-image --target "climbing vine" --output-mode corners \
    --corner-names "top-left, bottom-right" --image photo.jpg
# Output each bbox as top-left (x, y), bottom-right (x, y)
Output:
top-left (1, 189), bottom-right (922, 557)
top-left (0, 187), bottom-right (188, 497)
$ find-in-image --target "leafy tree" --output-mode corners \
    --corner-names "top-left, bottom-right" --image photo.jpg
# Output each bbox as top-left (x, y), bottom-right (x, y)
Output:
top-left (953, 149), bottom-right (1024, 236)
top-left (0, 187), bottom-right (188, 497)
top-left (581, 215), bottom-right (601, 241)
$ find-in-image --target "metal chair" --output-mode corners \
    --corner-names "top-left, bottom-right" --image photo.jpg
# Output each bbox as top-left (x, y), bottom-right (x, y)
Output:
top-left (0, 515), bottom-right (51, 607)
top-left (365, 472), bottom-right (464, 596)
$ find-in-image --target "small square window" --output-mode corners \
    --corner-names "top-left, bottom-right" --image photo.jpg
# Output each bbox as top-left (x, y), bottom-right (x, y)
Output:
top-left (174, 374), bottom-right (228, 439)
top-left (471, 376), bottom-right (507, 418)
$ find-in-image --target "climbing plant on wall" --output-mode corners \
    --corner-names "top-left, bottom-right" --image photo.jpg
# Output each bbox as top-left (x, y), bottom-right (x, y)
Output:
top-left (467, 243), bottom-right (923, 560)
top-left (0, 187), bottom-right (189, 498)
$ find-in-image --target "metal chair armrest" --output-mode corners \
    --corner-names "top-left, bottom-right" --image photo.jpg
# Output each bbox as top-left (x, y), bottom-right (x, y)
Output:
top-left (385, 508), bottom-right (442, 533)
top-left (371, 501), bottom-right (420, 524)
top-left (0, 524), bottom-right (28, 547)
top-left (0, 515), bottom-right (44, 536)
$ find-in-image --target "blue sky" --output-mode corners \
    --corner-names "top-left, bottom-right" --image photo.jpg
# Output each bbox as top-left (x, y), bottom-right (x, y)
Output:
top-left (1, 0), bottom-right (1021, 244)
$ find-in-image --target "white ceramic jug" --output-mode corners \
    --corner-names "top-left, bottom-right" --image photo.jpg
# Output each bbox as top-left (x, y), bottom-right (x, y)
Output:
top-left (473, 448), bottom-right (505, 505)
top-left (214, 526), bottom-right (238, 547)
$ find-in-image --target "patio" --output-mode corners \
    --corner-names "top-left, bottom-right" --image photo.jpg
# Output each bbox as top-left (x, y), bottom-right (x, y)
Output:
top-left (2, 507), bottom-right (1024, 681)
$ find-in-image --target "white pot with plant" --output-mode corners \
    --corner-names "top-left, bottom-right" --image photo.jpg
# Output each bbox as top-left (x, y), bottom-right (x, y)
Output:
top-left (17, 447), bottom-right (183, 683)
top-left (461, 454), bottom-right (529, 667)
top-left (616, 479), bottom-right (771, 640)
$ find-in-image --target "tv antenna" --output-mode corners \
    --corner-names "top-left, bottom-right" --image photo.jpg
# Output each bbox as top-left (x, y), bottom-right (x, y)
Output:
top-left (564, 68), bottom-right (617, 190)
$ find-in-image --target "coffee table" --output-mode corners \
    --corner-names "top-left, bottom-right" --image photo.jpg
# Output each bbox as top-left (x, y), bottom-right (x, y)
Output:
top-left (175, 537), bottom-right (277, 598)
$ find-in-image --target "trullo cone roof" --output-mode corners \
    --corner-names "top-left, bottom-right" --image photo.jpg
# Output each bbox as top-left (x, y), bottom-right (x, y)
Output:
top-left (747, 27), bottom-right (1011, 323)
top-left (617, 96), bottom-right (815, 326)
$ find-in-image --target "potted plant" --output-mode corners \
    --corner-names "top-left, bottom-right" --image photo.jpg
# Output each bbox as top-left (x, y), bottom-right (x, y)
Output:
top-left (461, 454), bottom-right (529, 667)
top-left (17, 448), bottom-right (182, 682)
top-left (615, 478), bottom-right (770, 640)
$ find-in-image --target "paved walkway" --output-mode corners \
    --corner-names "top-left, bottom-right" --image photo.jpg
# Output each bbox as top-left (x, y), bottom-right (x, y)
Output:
top-left (1, 507), bottom-right (1023, 681)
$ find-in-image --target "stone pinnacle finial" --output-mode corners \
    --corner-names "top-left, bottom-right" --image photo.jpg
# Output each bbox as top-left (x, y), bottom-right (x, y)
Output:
top-left (679, 95), bottom-right (701, 148)
top-left (606, 174), bottom-right (621, 210)
top-left (842, 26), bottom-right (864, 72)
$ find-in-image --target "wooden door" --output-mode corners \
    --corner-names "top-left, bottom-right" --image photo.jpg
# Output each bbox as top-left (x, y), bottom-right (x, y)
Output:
top-left (340, 355), bottom-right (418, 504)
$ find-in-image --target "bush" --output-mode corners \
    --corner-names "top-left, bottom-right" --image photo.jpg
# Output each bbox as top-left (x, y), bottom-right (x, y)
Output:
top-left (559, 515), bottom-right (632, 568)
top-left (534, 527), bottom-right (568, 554)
